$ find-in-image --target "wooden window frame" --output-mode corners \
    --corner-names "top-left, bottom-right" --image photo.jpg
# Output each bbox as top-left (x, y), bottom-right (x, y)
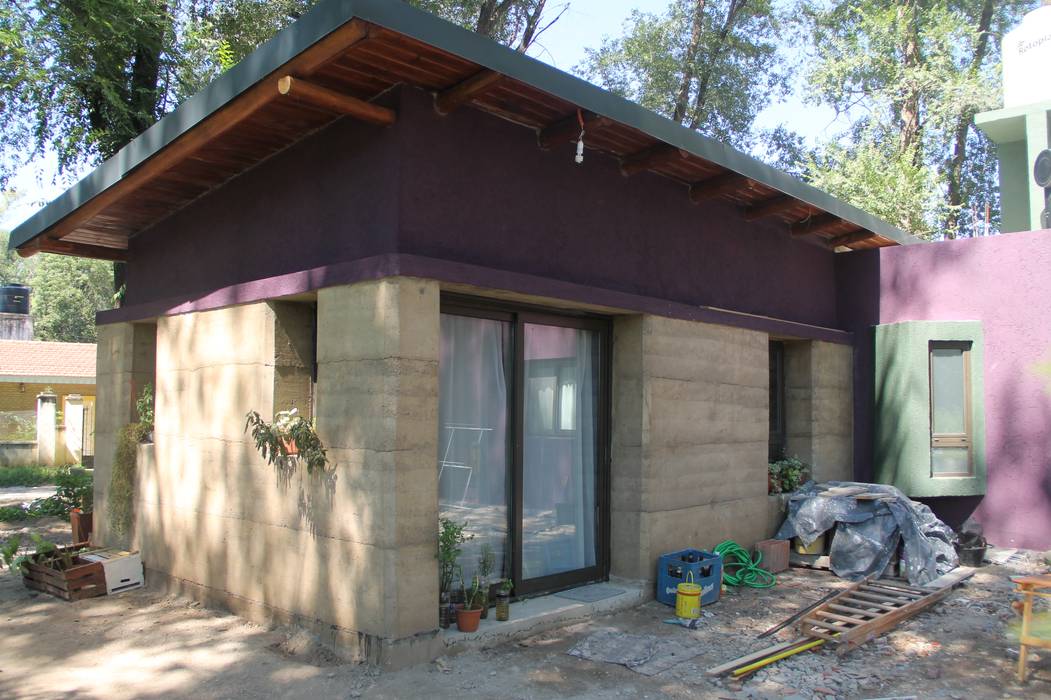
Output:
top-left (768, 341), bottom-right (786, 462)
top-left (928, 341), bottom-right (974, 478)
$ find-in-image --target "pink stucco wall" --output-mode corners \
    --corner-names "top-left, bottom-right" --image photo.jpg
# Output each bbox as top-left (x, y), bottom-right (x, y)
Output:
top-left (875, 229), bottom-right (1051, 549)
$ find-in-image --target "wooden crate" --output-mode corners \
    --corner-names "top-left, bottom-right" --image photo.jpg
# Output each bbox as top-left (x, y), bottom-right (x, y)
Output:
top-left (21, 544), bottom-right (107, 602)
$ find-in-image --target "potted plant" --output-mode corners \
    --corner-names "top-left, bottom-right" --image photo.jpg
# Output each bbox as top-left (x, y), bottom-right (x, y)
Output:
top-left (244, 408), bottom-right (329, 473)
top-left (476, 543), bottom-right (495, 619)
top-left (456, 571), bottom-right (485, 633)
top-left (438, 518), bottom-right (470, 629)
top-left (495, 578), bottom-right (513, 621)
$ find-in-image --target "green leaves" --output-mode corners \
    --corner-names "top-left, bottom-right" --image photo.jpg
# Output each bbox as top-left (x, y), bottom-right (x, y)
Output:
top-left (577, 0), bottom-right (787, 150)
top-left (27, 251), bottom-right (113, 342)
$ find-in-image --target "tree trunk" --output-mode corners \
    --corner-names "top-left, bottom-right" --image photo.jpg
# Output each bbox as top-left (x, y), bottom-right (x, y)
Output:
top-left (897, 0), bottom-right (922, 164)
top-left (942, 0), bottom-right (994, 238)
top-left (517, 0), bottom-right (548, 51)
top-left (687, 0), bottom-right (746, 130)
top-left (673, 0), bottom-right (707, 123)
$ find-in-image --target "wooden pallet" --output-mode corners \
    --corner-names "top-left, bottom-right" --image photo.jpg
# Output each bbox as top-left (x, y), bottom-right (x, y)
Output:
top-left (797, 576), bottom-right (953, 654)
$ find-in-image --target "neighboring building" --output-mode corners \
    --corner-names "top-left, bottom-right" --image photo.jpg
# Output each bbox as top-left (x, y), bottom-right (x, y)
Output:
top-left (0, 284), bottom-right (33, 341)
top-left (0, 339), bottom-right (97, 465)
top-left (4, 0), bottom-right (1049, 667)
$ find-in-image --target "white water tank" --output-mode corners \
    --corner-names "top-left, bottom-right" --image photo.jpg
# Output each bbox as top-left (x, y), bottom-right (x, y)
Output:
top-left (1003, 3), bottom-right (1051, 109)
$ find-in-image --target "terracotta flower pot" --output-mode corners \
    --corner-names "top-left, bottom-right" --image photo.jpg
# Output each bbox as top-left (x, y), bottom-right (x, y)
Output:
top-left (456, 606), bottom-right (483, 633)
top-left (281, 438), bottom-right (298, 455)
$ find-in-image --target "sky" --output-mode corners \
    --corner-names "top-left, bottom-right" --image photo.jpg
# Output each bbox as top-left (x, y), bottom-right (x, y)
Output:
top-left (1, 0), bottom-right (844, 232)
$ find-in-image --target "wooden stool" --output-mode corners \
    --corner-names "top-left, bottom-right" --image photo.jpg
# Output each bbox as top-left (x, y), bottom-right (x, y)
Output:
top-left (1012, 574), bottom-right (1051, 683)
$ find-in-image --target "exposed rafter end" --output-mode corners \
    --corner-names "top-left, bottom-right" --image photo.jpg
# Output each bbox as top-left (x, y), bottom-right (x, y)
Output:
top-left (744, 196), bottom-right (804, 221)
top-left (689, 173), bottom-right (749, 203)
top-left (20, 238), bottom-right (128, 262)
top-left (620, 143), bottom-right (690, 176)
top-left (791, 213), bottom-right (843, 237)
top-left (435, 69), bottom-right (505, 115)
top-left (537, 111), bottom-right (611, 150)
top-left (277, 76), bottom-right (395, 126)
top-left (828, 229), bottom-right (874, 248)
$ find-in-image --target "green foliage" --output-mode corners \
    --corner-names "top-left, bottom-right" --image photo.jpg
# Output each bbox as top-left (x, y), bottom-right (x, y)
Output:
top-left (477, 542), bottom-right (495, 583)
top-left (53, 467), bottom-right (93, 513)
top-left (108, 423), bottom-right (139, 542)
top-left (768, 456), bottom-right (808, 495)
top-left (28, 252), bottom-right (113, 342)
top-left (0, 465), bottom-right (65, 488)
top-left (244, 408), bottom-right (329, 474)
top-left (800, 0), bottom-right (1032, 237)
top-left (135, 383), bottom-right (154, 441)
top-left (459, 571), bottom-right (486, 611)
top-left (438, 517), bottom-right (471, 593)
top-left (1, 535), bottom-right (21, 570)
top-left (0, 227), bottom-right (35, 285)
top-left (0, 467), bottom-right (93, 520)
top-left (577, 0), bottom-right (786, 150)
top-left (498, 577), bottom-right (513, 595)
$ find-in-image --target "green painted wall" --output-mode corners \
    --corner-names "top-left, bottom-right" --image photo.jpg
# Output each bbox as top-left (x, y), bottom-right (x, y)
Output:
top-left (874, 321), bottom-right (986, 497)
top-left (998, 140), bottom-right (1029, 234)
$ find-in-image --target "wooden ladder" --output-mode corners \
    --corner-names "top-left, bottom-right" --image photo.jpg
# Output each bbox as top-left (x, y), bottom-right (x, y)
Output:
top-left (797, 576), bottom-right (954, 654)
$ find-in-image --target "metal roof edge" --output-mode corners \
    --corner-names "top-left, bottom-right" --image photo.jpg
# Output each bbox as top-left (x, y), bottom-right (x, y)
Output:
top-left (9, 0), bottom-right (918, 250)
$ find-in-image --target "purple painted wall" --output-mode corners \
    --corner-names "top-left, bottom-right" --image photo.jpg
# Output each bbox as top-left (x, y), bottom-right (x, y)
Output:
top-left (126, 86), bottom-right (840, 331)
top-left (839, 230), bottom-right (1051, 549)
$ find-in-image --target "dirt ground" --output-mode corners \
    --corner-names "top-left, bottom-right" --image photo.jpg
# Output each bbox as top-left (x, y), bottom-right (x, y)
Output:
top-left (0, 518), bottom-right (1048, 700)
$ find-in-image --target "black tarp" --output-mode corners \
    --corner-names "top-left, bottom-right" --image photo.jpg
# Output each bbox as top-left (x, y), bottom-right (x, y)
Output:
top-left (774, 481), bottom-right (958, 585)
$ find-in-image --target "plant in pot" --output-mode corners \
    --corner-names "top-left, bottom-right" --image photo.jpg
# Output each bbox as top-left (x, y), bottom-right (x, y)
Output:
top-left (438, 518), bottom-right (470, 629)
top-left (495, 578), bottom-right (513, 622)
top-left (456, 570), bottom-right (486, 633)
top-left (244, 408), bottom-right (329, 474)
top-left (476, 543), bottom-right (495, 619)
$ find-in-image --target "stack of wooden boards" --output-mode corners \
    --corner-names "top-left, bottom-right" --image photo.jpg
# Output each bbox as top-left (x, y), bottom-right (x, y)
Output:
top-left (708, 568), bottom-right (975, 678)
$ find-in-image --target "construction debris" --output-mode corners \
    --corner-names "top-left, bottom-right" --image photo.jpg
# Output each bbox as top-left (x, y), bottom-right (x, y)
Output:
top-left (776, 481), bottom-right (958, 585)
top-left (708, 574), bottom-right (972, 676)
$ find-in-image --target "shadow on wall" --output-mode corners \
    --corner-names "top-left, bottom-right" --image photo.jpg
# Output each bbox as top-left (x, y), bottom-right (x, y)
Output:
top-left (134, 302), bottom-right (374, 659)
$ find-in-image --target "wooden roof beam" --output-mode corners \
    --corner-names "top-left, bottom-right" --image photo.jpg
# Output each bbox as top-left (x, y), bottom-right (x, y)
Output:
top-left (18, 19), bottom-right (371, 254)
top-left (20, 238), bottom-right (128, 262)
top-left (689, 173), bottom-right (750, 203)
top-left (435, 69), bottom-right (505, 115)
top-left (791, 213), bottom-right (844, 237)
top-left (745, 195), bottom-right (805, 221)
top-left (277, 76), bottom-right (395, 126)
top-left (620, 143), bottom-right (691, 176)
top-left (828, 229), bottom-right (874, 248)
top-left (537, 111), bottom-right (612, 149)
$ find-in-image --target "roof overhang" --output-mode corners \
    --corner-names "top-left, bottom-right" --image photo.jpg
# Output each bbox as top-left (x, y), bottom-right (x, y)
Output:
top-left (7, 0), bottom-right (917, 259)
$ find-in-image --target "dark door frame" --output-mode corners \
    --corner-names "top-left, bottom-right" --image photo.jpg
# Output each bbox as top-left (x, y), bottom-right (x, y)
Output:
top-left (440, 294), bottom-right (612, 598)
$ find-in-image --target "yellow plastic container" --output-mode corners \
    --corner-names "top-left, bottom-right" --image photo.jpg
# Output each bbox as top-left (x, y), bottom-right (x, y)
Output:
top-left (793, 533), bottom-right (826, 555)
top-left (675, 571), bottom-right (702, 619)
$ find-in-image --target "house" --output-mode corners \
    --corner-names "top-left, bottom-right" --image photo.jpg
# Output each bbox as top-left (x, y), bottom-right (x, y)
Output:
top-left (6, 0), bottom-right (1050, 667)
top-left (0, 339), bottom-right (97, 466)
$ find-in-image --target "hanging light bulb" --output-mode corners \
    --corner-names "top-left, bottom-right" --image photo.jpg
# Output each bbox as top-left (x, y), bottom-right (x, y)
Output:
top-left (574, 108), bottom-right (585, 165)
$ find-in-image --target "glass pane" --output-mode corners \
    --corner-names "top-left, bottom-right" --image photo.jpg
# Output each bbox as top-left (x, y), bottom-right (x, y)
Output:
top-left (932, 446), bottom-right (970, 475)
top-left (522, 323), bottom-right (600, 580)
top-left (438, 314), bottom-right (511, 584)
top-left (931, 347), bottom-right (967, 435)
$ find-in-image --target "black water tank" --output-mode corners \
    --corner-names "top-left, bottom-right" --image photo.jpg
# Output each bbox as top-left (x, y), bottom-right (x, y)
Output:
top-left (0, 284), bottom-right (30, 314)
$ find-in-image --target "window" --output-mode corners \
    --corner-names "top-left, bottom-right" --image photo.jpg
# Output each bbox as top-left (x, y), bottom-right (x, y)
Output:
top-left (768, 341), bottom-right (786, 461)
top-left (929, 341), bottom-right (973, 476)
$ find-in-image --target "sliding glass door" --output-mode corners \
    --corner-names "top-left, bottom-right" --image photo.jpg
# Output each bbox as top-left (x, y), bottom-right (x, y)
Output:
top-left (439, 300), bottom-right (609, 597)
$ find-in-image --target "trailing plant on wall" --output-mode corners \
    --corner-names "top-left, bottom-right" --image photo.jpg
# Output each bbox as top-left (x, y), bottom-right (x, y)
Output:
top-left (108, 423), bottom-right (139, 542)
top-left (244, 408), bottom-right (329, 474)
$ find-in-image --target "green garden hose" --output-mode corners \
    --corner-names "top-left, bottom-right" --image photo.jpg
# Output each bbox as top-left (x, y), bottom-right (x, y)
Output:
top-left (714, 540), bottom-right (777, 589)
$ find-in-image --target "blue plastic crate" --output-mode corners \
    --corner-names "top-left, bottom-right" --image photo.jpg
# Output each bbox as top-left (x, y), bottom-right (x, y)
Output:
top-left (656, 548), bottom-right (722, 607)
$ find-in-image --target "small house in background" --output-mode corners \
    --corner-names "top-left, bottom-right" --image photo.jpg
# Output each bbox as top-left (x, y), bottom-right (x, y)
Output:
top-left (0, 339), bottom-right (97, 467)
top-left (3, 0), bottom-right (1050, 669)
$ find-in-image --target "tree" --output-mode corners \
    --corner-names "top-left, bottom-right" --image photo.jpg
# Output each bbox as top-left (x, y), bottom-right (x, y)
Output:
top-left (801, 0), bottom-right (1034, 238)
top-left (27, 253), bottom-right (113, 342)
top-left (576, 0), bottom-right (786, 150)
